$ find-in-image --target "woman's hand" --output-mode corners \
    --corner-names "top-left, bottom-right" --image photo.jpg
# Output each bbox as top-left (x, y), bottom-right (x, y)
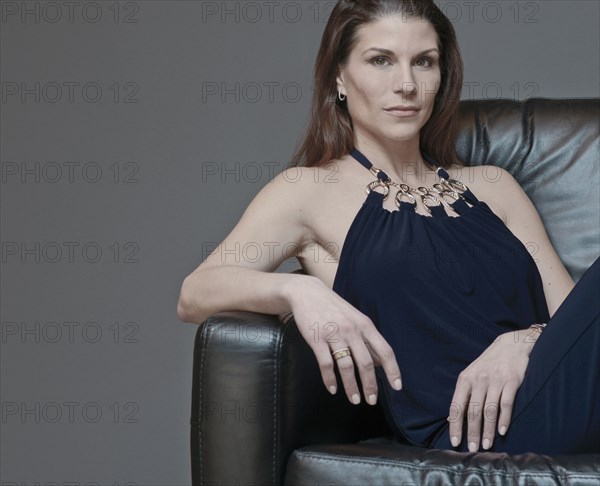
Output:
top-left (447, 328), bottom-right (539, 451)
top-left (283, 276), bottom-right (403, 405)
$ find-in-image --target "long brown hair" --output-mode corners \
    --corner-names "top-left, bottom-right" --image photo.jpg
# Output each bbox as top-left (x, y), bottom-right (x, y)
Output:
top-left (288, 0), bottom-right (464, 170)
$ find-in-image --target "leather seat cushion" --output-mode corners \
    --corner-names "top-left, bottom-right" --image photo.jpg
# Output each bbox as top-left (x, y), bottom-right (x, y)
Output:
top-left (284, 438), bottom-right (600, 486)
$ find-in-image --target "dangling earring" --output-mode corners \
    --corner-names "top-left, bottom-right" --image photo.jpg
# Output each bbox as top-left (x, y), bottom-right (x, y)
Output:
top-left (338, 90), bottom-right (346, 102)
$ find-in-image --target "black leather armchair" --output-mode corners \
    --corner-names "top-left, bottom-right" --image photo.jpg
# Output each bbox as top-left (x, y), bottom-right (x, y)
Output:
top-left (190, 98), bottom-right (600, 485)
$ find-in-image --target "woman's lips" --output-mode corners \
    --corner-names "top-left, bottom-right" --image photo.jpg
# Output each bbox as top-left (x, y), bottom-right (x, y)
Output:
top-left (384, 107), bottom-right (421, 117)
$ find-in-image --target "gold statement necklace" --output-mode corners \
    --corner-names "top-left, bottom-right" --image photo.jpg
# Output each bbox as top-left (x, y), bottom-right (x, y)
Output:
top-left (350, 148), bottom-right (472, 214)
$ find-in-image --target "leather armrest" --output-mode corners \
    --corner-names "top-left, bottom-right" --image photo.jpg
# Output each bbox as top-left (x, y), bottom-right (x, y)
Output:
top-left (190, 310), bottom-right (391, 485)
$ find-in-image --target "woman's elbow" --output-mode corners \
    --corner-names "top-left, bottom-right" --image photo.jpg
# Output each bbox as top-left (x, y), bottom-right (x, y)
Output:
top-left (176, 275), bottom-right (196, 323)
top-left (176, 296), bottom-right (190, 323)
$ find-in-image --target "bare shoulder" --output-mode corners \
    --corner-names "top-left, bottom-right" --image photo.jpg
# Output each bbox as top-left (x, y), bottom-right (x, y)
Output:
top-left (231, 165), bottom-right (322, 257)
top-left (275, 160), bottom-right (344, 196)
top-left (263, 165), bottom-right (317, 224)
top-left (264, 162), bottom-right (344, 244)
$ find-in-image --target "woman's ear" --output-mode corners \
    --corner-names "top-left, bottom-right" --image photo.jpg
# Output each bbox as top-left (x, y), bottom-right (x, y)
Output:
top-left (336, 71), bottom-right (346, 97)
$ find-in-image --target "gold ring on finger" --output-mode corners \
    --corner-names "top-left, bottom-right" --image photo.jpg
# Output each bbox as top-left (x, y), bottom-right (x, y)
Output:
top-left (331, 347), bottom-right (351, 360)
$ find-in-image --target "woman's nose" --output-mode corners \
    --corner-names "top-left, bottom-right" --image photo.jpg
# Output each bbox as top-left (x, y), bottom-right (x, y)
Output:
top-left (392, 64), bottom-right (417, 94)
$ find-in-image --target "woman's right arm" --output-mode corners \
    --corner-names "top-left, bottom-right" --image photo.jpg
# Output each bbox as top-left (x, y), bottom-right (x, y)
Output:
top-left (177, 167), bottom-right (402, 405)
top-left (177, 265), bottom-right (313, 326)
top-left (176, 168), bottom-right (314, 326)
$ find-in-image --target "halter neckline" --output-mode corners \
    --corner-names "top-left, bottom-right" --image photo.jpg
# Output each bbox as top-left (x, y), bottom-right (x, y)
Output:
top-left (349, 148), bottom-right (451, 182)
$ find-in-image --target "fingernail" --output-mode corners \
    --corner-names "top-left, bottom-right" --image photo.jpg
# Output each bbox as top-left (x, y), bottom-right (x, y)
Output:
top-left (393, 379), bottom-right (402, 390)
top-left (499, 425), bottom-right (507, 436)
top-left (329, 385), bottom-right (337, 395)
top-left (468, 441), bottom-right (477, 452)
top-left (482, 438), bottom-right (490, 450)
top-left (368, 394), bottom-right (377, 405)
top-left (352, 394), bottom-right (360, 405)
top-left (450, 436), bottom-right (459, 447)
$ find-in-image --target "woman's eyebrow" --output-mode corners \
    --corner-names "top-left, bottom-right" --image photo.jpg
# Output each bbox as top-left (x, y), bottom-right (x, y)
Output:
top-left (361, 47), bottom-right (439, 56)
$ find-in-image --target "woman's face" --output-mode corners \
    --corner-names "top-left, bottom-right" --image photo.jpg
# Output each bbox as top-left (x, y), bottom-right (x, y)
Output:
top-left (336, 14), bottom-right (442, 146)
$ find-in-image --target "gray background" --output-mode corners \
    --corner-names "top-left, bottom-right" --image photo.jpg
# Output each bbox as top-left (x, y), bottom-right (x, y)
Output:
top-left (1, 1), bottom-right (599, 484)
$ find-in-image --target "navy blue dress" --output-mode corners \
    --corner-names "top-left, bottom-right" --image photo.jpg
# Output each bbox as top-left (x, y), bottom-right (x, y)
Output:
top-left (332, 149), bottom-right (600, 454)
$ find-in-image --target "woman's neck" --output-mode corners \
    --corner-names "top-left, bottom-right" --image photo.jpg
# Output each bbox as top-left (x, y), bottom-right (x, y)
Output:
top-left (354, 138), bottom-right (437, 186)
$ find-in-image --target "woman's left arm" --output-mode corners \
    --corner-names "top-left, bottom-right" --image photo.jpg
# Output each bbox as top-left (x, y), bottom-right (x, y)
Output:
top-left (494, 167), bottom-right (575, 317)
top-left (447, 166), bottom-right (575, 452)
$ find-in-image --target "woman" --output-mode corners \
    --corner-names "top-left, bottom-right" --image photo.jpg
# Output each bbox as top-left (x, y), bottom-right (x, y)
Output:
top-left (178, 0), bottom-right (599, 455)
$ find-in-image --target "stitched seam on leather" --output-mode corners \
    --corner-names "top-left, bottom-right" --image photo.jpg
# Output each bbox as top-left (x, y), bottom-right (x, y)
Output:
top-left (273, 320), bottom-right (296, 484)
top-left (272, 321), bottom-right (286, 484)
top-left (293, 453), bottom-right (598, 479)
top-left (273, 327), bottom-right (278, 484)
top-left (198, 321), bottom-right (211, 486)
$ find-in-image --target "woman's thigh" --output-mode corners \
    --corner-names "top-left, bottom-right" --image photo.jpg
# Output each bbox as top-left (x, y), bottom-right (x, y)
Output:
top-left (433, 256), bottom-right (600, 454)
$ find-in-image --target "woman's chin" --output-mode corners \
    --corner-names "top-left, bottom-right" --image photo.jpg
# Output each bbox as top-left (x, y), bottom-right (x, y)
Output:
top-left (382, 130), bottom-right (422, 144)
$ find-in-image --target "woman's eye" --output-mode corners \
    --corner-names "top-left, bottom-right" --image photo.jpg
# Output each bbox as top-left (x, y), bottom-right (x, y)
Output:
top-left (416, 57), bottom-right (435, 67)
top-left (370, 56), bottom-right (390, 66)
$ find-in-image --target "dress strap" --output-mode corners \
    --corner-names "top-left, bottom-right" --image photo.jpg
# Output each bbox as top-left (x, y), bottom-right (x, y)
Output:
top-left (350, 149), bottom-right (391, 181)
top-left (434, 165), bottom-right (480, 205)
top-left (424, 152), bottom-right (480, 205)
top-left (349, 148), bottom-right (480, 214)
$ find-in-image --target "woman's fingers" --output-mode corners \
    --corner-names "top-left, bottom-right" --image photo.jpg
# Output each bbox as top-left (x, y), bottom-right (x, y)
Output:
top-left (465, 387), bottom-right (487, 452)
top-left (448, 375), bottom-right (471, 448)
top-left (347, 339), bottom-right (379, 405)
top-left (331, 344), bottom-right (362, 404)
top-left (481, 386), bottom-right (502, 450)
top-left (449, 374), bottom-right (523, 451)
top-left (314, 343), bottom-right (339, 395)
top-left (311, 329), bottom-right (377, 403)
top-left (315, 330), bottom-right (401, 406)
top-left (341, 326), bottom-right (404, 405)
top-left (363, 330), bottom-right (402, 391)
top-left (497, 380), bottom-right (519, 437)
top-left (291, 286), bottom-right (401, 405)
